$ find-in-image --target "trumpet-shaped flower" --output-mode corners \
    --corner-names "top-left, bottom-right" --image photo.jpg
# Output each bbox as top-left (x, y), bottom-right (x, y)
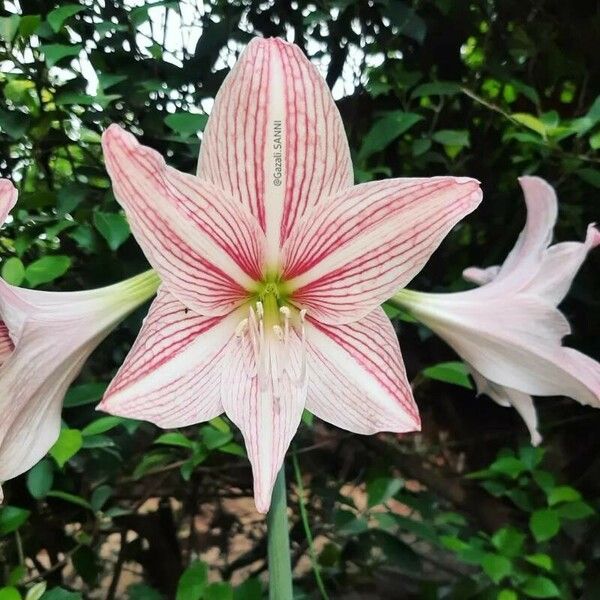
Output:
top-left (100, 37), bottom-right (482, 512)
top-left (0, 179), bottom-right (160, 499)
top-left (394, 176), bottom-right (600, 445)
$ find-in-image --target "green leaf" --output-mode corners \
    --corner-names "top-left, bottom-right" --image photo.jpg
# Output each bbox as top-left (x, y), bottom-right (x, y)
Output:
top-left (204, 583), bottom-right (233, 600)
top-left (422, 361), bottom-right (473, 389)
top-left (233, 579), bottom-right (261, 600)
top-left (218, 442), bottom-right (246, 457)
top-left (0, 109), bottom-right (30, 139)
top-left (40, 44), bottom-right (81, 67)
top-left (90, 485), bottom-right (112, 512)
top-left (176, 560), bottom-right (207, 600)
top-left (57, 183), bottom-right (87, 214)
top-left (529, 509), bottom-right (560, 542)
top-left (155, 433), bottom-right (194, 449)
top-left (49, 429), bottom-right (83, 467)
top-left (511, 113), bottom-right (547, 137)
top-left (0, 587), bottom-right (21, 600)
top-left (64, 382), bottom-right (107, 408)
top-left (164, 112), bottom-right (208, 137)
top-left (81, 416), bottom-right (126, 437)
top-left (0, 15), bottom-right (20, 43)
top-left (547, 485), bottom-right (581, 506)
top-left (25, 256), bottom-right (71, 287)
top-left (491, 527), bottom-right (525, 557)
top-left (201, 426), bottom-right (233, 450)
top-left (576, 168), bottom-right (600, 188)
top-left (93, 212), bottom-right (130, 251)
top-left (40, 587), bottom-right (82, 600)
top-left (2, 257), bottom-right (25, 286)
top-left (521, 576), bottom-right (560, 598)
top-left (490, 456), bottom-right (526, 479)
top-left (46, 491), bottom-right (92, 510)
top-left (367, 477), bottom-right (403, 507)
top-left (556, 500), bottom-right (595, 520)
top-left (411, 81), bottom-right (461, 98)
top-left (25, 582), bottom-right (47, 600)
top-left (0, 506), bottom-right (30, 535)
top-left (498, 591), bottom-right (518, 600)
top-left (481, 553), bottom-right (512, 584)
top-left (47, 5), bottom-right (84, 33)
top-left (432, 129), bottom-right (470, 147)
top-left (358, 111), bottom-right (423, 160)
top-left (525, 553), bottom-right (553, 571)
top-left (27, 459), bottom-right (54, 499)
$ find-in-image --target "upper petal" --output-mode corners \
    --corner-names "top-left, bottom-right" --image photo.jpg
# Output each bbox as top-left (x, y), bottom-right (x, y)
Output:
top-left (283, 177), bottom-right (482, 324)
top-left (221, 326), bottom-right (307, 513)
top-left (0, 321), bottom-right (14, 366)
top-left (0, 179), bottom-right (17, 226)
top-left (102, 124), bottom-right (265, 316)
top-left (494, 176), bottom-right (557, 285)
top-left (197, 37), bottom-right (353, 265)
top-left (305, 307), bottom-right (420, 434)
top-left (99, 289), bottom-right (237, 428)
top-left (525, 223), bottom-right (600, 304)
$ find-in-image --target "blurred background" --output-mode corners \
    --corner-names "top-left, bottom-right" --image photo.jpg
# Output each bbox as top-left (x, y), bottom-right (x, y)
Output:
top-left (0, 0), bottom-right (598, 598)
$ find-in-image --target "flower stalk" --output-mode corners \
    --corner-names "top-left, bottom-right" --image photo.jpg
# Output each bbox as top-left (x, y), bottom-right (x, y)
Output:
top-left (267, 466), bottom-right (293, 600)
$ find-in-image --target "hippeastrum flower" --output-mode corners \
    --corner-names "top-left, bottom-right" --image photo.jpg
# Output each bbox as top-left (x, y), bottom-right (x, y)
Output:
top-left (394, 176), bottom-right (600, 445)
top-left (99, 36), bottom-right (482, 512)
top-left (0, 179), bottom-right (160, 499)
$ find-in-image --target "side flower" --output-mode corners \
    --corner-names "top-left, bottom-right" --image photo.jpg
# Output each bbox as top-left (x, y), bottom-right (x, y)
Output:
top-left (99, 36), bottom-right (482, 512)
top-left (0, 179), bottom-right (160, 498)
top-left (393, 176), bottom-right (600, 445)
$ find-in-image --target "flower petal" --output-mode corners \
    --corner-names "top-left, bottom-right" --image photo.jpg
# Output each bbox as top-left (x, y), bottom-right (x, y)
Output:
top-left (197, 37), bottom-right (352, 265)
top-left (494, 176), bottom-right (557, 283)
top-left (100, 289), bottom-right (239, 428)
top-left (470, 369), bottom-right (541, 446)
top-left (102, 124), bottom-right (265, 316)
top-left (283, 177), bottom-right (482, 324)
top-left (407, 292), bottom-right (599, 407)
top-left (0, 179), bottom-right (17, 225)
top-left (462, 265), bottom-right (500, 286)
top-left (305, 307), bottom-right (420, 433)
top-left (221, 328), bottom-right (307, 513)
top-left (525, 223), bottom-right (600, 304)
top-left (0, 322), bottom-right (14, 366)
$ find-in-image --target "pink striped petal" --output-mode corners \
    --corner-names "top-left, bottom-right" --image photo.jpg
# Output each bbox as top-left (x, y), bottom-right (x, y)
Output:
top-left (283, 177), bottom-right (482, 324)
top-left (221, 328), bottom-right (307, 513)
top-left (100, 289), bottom-right (239, 428)
top-left (102, 124), bottom-right (265, 316)
top-left (0, 322), bottom-right (14, 366)
top-left (197, 37), bottom-right (352, 265)
top-left (0, 179), bottom-right (17, 225)
top-left (305, 307), bottom-right (420, 433)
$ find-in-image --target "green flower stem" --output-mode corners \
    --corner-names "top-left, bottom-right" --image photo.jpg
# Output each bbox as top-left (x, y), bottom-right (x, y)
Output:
top-left (267, 466), bottom-right (293, 600)
top-left (292, 452), bottom-right (329, 599)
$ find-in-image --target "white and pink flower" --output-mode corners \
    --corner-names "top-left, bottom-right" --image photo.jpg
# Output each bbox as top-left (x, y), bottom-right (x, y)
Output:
top-left (99, 37), bottom-right (482, 512)
top-left (0, 179), bottom-right (159, 498)
top-left (394, 176), bottom-right (600, 445)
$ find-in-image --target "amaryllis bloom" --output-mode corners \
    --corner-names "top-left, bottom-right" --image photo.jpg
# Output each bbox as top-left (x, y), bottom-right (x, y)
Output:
top-left (99, 37), bottom-right (482, 512)
top-left (0, 179), bottom-right (160, 498)
top-left (394, 176), bottom-right (600, 445)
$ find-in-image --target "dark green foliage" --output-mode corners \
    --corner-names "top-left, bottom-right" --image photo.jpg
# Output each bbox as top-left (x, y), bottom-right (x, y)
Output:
top-left (0, 0), bottom-right (598, 598)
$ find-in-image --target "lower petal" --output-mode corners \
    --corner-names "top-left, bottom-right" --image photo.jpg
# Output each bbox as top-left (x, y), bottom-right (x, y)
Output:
top-left (100, 289), bottom-right (239, 428)
top-left (221, 328), bottom-right (307, 513)
top-left (305, 307), bottom-right (421, 434)
top-left (471, 369), bottom-right (541, 446)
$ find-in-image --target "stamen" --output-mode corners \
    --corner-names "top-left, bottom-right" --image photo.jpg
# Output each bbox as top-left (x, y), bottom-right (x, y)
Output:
top-left (256, 300), bottom-right (264, 320)
top-left (235, 318), bottom-right (248, 337)
top-left (273, 325), bottom-right (284, 341)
